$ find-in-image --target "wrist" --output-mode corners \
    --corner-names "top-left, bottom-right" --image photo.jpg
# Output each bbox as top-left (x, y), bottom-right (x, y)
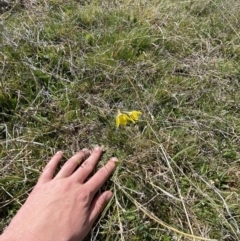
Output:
top-left (0, 227), bottom-right (43, 241)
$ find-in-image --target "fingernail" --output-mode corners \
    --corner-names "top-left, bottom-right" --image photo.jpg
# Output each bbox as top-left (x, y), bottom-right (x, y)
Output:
top-left (56, 151), bottom-right (63, 155)
top-left (94, 146), bottom-right (101, 152)
top-left (111, 157), bottom-right (118, 163)
top-left (82, 148), bottom-right (89, 155)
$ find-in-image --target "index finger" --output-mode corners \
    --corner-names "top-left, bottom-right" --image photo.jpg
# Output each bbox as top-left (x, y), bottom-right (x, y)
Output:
top-left (85, 157), bottom-right (118, 192)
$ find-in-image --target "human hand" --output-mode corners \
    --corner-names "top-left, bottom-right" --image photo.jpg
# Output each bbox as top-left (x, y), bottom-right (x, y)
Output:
top-left (1, 147), bottom-right (117, 241)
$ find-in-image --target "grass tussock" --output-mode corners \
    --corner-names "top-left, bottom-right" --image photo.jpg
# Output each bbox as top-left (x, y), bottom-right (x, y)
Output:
top-left (1, 0), bottom-right (240, 240)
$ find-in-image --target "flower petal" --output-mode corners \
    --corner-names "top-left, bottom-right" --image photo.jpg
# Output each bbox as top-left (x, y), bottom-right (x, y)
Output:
top-left (116, 110), bottom-right (133, 127)
top-left (125, 110), bottom-right (142, 121)
top-left (116, 116), bottom-right (120, 127)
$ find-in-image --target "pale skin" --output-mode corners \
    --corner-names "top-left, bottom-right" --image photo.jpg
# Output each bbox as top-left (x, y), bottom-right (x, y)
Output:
top-left (0, 146), bottom-right (117, 241)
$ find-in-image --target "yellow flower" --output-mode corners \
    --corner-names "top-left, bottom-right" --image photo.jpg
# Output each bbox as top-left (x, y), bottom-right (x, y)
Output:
top-left (116, 109), bottom-right (132, 128)
top-left (124, 110), bottom-right (142, 122)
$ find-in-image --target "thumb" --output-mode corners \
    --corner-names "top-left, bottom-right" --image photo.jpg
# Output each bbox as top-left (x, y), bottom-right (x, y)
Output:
top-left (89, 191), bottom-right (113, 224)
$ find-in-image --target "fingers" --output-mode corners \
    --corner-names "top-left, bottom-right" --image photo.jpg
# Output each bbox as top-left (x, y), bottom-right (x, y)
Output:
top-left (55, 149), bottom-right (90, 179)
top-left (85, 157), bottom-right (117, 192)
top-left (38, 151), bottom-right (63, 184)
top-left (89, 191), bottom-right (113, 224)
top-left (72, 146), bottom-right (103, 183)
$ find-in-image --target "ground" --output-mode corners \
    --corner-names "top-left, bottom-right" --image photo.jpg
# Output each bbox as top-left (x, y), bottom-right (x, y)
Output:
top-left (1, 0), bottom-right (240, 240)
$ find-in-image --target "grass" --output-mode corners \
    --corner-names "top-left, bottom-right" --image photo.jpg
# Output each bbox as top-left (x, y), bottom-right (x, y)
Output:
top-left (1, 0), bottom-right (240, 240)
